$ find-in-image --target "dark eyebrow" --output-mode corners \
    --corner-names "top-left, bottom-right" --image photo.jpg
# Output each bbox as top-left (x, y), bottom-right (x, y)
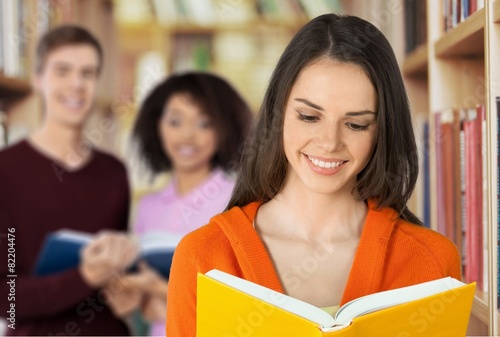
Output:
top-left (53, 62), bottom-right (71, 68)
top-left (294, 98), bottom-right (377, 116)
top-left (345, 110), bottom-right (377, 116)
top-left (294, 98), bottom-right (324, 111)
top-left (82, 66), bottom-right (98, 73)
top-left (53, 62), bottom-right (98, 72)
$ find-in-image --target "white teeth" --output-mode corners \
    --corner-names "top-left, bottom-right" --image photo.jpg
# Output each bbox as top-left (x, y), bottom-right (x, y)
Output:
top-left (178, 146), bottom-right (196, 156)
top-left (61, 98), bottom-right (84, 109)
top-left (307, 155), bottom-right (344, 169)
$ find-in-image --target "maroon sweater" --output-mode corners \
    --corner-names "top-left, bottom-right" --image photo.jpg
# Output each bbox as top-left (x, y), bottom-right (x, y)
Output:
top-left (0, 140), bottom-right (130, 336)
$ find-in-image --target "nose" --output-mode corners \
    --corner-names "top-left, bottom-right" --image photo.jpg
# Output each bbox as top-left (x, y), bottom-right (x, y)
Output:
top-left (179, 123), bottom-right (196, 140)
top-left (69, 72), bottom-right (85, 90)
top-left (315, 121), bottom-right (343, 153)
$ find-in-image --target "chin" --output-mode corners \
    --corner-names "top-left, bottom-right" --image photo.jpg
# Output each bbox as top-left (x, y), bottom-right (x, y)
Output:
top-left (60, 116), bottom-right (89, 129)
top-left (176, 162), bottom-right (204, 173)
top-left (302, 176), bottom-right (356, 196)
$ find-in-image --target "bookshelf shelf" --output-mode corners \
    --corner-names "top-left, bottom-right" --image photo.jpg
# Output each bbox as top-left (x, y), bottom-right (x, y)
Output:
top-left (120, 19), bottom-right (308, 36)
top-left (435, 8), bottom-right (485, 57)
top-left (0, 74), bottom-right (31, 101)
top-left (494, 1), bottom-right (500, 23)
top-left (403, 43), bottom-right (428, 77)
top-left (472, 290), bottom-right (490, 325)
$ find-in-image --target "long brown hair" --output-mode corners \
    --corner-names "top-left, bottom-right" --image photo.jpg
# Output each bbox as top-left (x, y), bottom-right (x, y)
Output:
top-left (227, 14), bottom-right (422, 226)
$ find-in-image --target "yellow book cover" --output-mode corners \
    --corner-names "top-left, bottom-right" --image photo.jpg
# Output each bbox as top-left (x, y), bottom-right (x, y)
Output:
top-left (196, 270), bottom-right (476, 337)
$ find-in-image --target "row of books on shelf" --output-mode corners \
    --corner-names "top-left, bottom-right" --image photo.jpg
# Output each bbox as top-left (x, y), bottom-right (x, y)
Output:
top-left (1, 0), bottom-right (29, 78)
top-left (256, 0), bottom-right (342, 22)
top-left (146, 0), bottom-right (341, 27)
top-left (125, 30), bottom-right (289, 110)
top-left (443, 0), bottom-right (484, 31)
top-left (0, 0), bottom-right (62, 79)
top-left (403, 0), bottom-right (485, 55)
top-left (432, 105), bottom-right (486, 293)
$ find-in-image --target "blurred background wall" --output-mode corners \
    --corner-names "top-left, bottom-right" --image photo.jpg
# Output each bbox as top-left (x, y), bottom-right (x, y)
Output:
top-left (0, 0), bottom-right (405, 201)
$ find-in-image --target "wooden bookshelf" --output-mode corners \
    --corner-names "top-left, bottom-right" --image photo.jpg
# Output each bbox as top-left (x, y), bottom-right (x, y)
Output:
top-left (118, 18), bottom-right (307, 41)
top-left (166, 19), bottom-right (308, 33)
top-left (405, 0), bottom-right (500, 335)
top-left (496, 311), bottom-right (500, 336)
top-left (403, 43), bottom-right (428, 77)
top-left (435, 8), bottom-right (485, 57)
top-left (0, 74), bottom-right (31, 102)
top-left (494, 0), bottom-right (500, 22)
top-left (472, 289), bottom-right (490, 325)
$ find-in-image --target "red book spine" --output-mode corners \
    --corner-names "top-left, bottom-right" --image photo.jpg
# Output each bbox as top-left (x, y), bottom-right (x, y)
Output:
top-left (463, 113), bottom-right (474, 284)
top-left (464, 108), bottom-right (484, 289)
top-left (469, 0), bottom-right (477, 15)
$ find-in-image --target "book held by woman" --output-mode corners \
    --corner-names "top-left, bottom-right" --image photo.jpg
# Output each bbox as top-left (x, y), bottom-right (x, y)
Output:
top-left (197, 269), bottom-right (475, 336)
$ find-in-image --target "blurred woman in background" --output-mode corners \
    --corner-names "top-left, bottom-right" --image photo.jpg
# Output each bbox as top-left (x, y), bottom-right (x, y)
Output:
top-left (106, 72), bottom-right (253, 336)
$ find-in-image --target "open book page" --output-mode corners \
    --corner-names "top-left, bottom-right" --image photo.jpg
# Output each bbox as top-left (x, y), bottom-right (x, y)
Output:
top-left (134, 231), bottom-right (184, 278)
top-left (205, 269), bottom-right (337, 328)
top-left (138, 231), bottom-right (183, 253)
top-left (334, 277), bottom-right (466, 326)
top-left (56, 229), bottom-right (94, 244)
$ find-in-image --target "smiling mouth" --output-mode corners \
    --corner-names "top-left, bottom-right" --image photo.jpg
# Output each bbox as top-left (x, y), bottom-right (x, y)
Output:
top-left (176, 145), bottom-right (198, 156)
top-left (306, 155), bottom-right (346, 169)
top-left (60, 98), bottom-right (85, 110)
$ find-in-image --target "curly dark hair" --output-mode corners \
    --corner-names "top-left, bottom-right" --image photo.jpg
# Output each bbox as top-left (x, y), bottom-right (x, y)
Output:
top-left (132, 72), bottom-right (253, 175)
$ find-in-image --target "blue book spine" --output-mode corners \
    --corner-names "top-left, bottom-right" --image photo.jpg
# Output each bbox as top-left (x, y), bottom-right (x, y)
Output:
top-left (461, 0), bottom-right (469, 21)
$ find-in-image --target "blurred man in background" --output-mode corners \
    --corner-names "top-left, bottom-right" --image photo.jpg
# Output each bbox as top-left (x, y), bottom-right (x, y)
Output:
top-left (0, 25), bottom-right (138, 336)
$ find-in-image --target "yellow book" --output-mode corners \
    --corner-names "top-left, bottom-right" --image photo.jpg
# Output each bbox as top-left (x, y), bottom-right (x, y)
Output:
top-left (196, 270), bottom-right (476, 337)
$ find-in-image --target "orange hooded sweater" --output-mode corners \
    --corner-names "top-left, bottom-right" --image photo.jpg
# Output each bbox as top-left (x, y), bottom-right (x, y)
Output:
top-left (166, 200), bottom-right (461, 337)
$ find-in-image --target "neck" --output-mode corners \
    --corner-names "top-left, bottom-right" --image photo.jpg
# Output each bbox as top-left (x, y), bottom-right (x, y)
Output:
top-left (30, 119), bottom-right (90, 169)
top-left (270, 180), bottom-right (367, 241)
top-left (174, 165), bottom-right (213, 196)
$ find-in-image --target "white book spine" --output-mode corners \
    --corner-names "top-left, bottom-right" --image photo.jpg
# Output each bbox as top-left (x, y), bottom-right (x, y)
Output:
top-left (3, 0), bottom-right (20, 77)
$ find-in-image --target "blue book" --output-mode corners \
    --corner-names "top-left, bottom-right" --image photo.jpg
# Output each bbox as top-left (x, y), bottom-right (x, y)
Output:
top-left (33, 230), bottom-right (182, 279)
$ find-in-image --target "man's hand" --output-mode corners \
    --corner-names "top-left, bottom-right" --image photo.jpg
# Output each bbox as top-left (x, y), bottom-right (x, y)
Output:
top-left (79, 232), bottom-right (139, 287)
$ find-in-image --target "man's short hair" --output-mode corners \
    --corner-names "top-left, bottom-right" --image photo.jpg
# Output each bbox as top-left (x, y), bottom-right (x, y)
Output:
top-left (36, 25), bottom-right (103, 74)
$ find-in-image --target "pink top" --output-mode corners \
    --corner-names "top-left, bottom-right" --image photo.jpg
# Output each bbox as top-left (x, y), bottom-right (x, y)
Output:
top-left (133, 167), bottom-right (235, 336)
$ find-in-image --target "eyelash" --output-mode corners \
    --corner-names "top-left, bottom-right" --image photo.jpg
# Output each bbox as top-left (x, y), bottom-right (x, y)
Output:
top-left (346, 123), bottom-right (370, 131)
top-left (296, 111), bottom-right (370, 131)
top-left (297, 112), bottom-right (318, 123)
